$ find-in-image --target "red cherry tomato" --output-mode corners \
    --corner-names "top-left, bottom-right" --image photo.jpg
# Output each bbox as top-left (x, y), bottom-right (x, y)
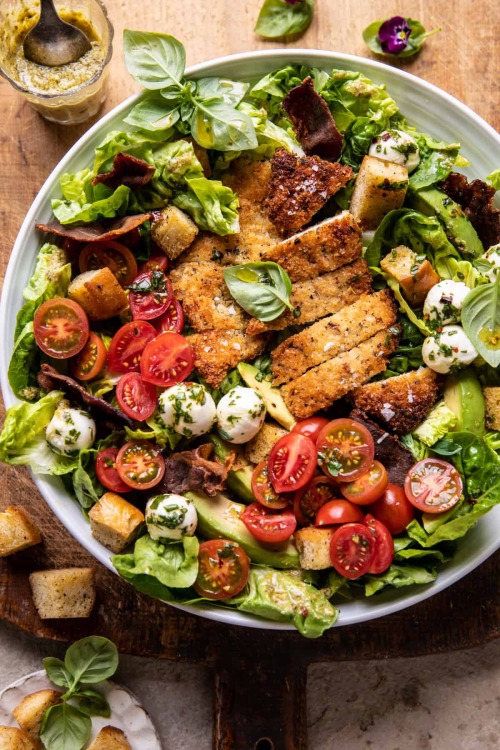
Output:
top-left (79, 241), bottom-right (138, 287)
top-left (316, 418), bottom-right (375, 482)
top-left (369, 484), bottom-right (415, 535)
top-left (70, 331), bottom-right (107, 381)
top-left (129, 270), bottom-right (173, 321)
top-left (293, 475), bottom-right (338, 525)
top-left (33, 298), bottom-right (89, 359)
top-left (155, 297), bottom-right (185, 334)
top-left (364, 514), bottom-right (394, 575)
top-left (140, 332), bottom-right (195, 387)
top-left (193, 539), bottom-right (250, 600)
top-left (241, 503), bottom-right (297, 544)
top-left (116, 372), bottom-right (157, 422)
top-left (315, 499), bottom-right (364, 526)
top-left (95, 447), bottom-right (131, 494)
top-left (108, 321), bottom-right (157, 374)
top-left (404, 458), bottom-right (463, 514)
top-left (140, 254), bottom-right (169, 274)
top-left (267, 433), bottom-right (317, 494)
top-left (329, 522), bottom-right (376, 580)
top-left (251, 461), bottom-right (289, 510)
top-left (340, 460), bottom-right (388, 505)
top-left (115, 441), bottom-right (165, 490)
top-left (291, 417), bottom-right (329, 443)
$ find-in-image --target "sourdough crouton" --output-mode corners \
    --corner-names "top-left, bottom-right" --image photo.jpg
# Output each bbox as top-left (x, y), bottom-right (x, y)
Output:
top-left (87, 726), bottom-right (131, 750)
top-left (484, 387), bottom-right (500, 430)
top-left (13, 690), bottom-right (62, 740)
top-left (0, 726), bottom-right (40, 750)
top-left (351, 368), bottom-right (440, 434)
top-left (244, 422), bottom-right (288, 465)
top-left (187, 330), bottom-right (267, 388)
top-left (89, 493), bottom-right (144, 553)
top-left (0, 506), bottom-right (41, 557)
top-left (150, 206), bottom-right (199, 260)
top-left (380, 245), bottom-right (440, 307)
top-left (295, 527), bottom-right (334, 570)
top-left (29, 568), bottom-right (96, 619)
top-left (68, 267), bottom-right (128, 320)
top-left (349, 155), bottom-right (408, 230)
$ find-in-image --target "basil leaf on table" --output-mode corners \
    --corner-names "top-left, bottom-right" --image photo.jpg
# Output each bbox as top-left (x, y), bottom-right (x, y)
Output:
top-left (40, 704), bottom-right (91, 750)
top-left (74, 688), bottom-right (111, 718)
top-left (462, 276), bottom-right (500, 367)
top-left (123, 29), bottom-right (186, 89)
top-left (223, 262), bottom-right (296, 322)
top-left (64, 636), bottom-right (119, 685)
top-left (255, 0), bottom-right (314, 39)
top-left (42, 657), bottom-right (72, 689)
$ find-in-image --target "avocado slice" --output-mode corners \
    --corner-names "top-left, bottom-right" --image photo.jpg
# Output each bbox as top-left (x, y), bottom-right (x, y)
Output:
top-left (237, 362), bottom-right (296, 430)
top-left (208, 434), bottom-right (255, 504)
top-left (443, 368), bottom-right (485, 435)
top-left (408, 187), bottom-right (483, 257)
top-left (188, 491), bottom-right (299, 569)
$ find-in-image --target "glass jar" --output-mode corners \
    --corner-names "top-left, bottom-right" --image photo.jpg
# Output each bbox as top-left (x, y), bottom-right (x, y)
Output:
top-left (0, 0), bottom-right (113, 124)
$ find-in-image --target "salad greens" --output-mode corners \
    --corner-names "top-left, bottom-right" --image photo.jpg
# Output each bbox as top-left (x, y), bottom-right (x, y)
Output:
top-left (254, 0), bottom-right (314, 39)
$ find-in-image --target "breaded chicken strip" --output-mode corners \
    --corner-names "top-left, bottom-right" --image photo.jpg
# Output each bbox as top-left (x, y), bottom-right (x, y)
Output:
top-left (187, 330), bottom-right (268, 388)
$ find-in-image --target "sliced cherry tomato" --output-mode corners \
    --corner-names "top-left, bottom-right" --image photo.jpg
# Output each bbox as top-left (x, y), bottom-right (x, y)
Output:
top-left (70, 332), bottom-right (107, 381)
top-left (316, 418), bottom-right (375, 482)
top-left (79, 240), bottom-right (138, 287)
top-left (315, 499), bottom-right (364, 526)
top-left (340, 460), bottom-right (388, 506)
top-left (116, 372), bottom-right (157, 422)
top-left (95, 447), bottom-right (131, 494)
top-left (140, 254), bottom-right (169, 274)
top-left (291, 417), bottom-right (330, 443)
top-left (293, 475), bottom-right (338, 525)
top-left (329, 522), bottom-right (376, 580)
top-left (128, 270), bottom-right (173, 321)
top-left (241, 503), bottom-right (297, 544)
top-left (140, 332), bottom-right (194, 387)
top-left (108, 321), bottom-right (157, 374)
top-left (369, 484), bottom-right (415, 535)
top-left (193, 539), bottom-right (250, 600)
top-left (404, 458), bottom-right (463, 514)
top-left (33, 297), bottom-right (89, 359)
top-left (115, 441), bottom-right (165, 490)
top-left (364, 514), bottom-right (394, 575)
top-left (155, 297), bottom-right (185, 334)
top-left (267, 433), bottom-right (317, 494)
top-left (251, 461), bottom-right (289, 509)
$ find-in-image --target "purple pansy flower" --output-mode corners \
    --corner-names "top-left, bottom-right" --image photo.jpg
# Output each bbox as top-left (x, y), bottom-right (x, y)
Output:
top-left (283, 0), bottom-right (304, 4)
top-left (378, 16), bottom-right (412, 54)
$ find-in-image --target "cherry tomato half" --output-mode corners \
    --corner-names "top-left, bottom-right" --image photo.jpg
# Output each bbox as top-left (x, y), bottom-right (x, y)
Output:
top-left (193, 539), bottom-right (250, 600)
top-left (115, 441), bottom-right (165, 490)
top-left (329, 522), bottom-right (376, 580)
top-left (108, 321), bottom-right (157, 374)
top-left (267, 433), bottom-right (317, 494)
top-left (404, 458), bottom-right (463, 514)
top-left (293, 475), bottom-right (338, 526)
top-left (95, 447), bottom-right (131, 494)
top-left (364, 514), bottom-right (394, 574)
top-left (315, 499), bottom-right (364, 526)
top-left (140, 254), bottom-right (169, 274)
top-left (155, 297), bottom-right (185, 334)
top-left (340, 460), bottom-right (388, 506)
top-left (116, 372), bottom-right (157, 422)
top-left (251, 461), bottom-right (289, 510)
top-left (369, 484), bottom-right (415, 535)
top-left (33, 297), bottom-right (89, 359)
top-left (241, 503), bottom-right (297, 544)
top-left (291, 416), bottom-right (329, 443)
top-left (79, 240), bottom-right (138, 287)
top-left (129, 270), bottom-right (173, 321)
top-left (140, 332), bottom-right (195, 387)
top-left (70, 331), bottom-right (107, 381)
top-left (316, 418), bottom-right (375, 482)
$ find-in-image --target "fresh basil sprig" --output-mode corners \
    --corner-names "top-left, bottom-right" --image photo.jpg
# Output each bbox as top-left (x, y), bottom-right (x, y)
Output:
top-left (123, 30), bottom-right (258, 151)
top-left (223, 262), bottom-right (298, 322)
top-left (462, 275), bottom-right (500, 367)
top-left (40, 636), bottom-right (119, 750)
top-left (254, 0), bottom-right (314, 39)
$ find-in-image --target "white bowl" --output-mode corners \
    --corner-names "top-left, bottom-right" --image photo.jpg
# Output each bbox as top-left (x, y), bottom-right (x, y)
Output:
top-left (1, 50), bottom-right (500, 631)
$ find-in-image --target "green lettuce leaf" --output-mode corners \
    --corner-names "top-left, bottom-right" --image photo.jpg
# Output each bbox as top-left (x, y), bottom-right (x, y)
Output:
top-left (173, 176), bottom-right (240, 235)
top-left (70, 448), bottom-right (103, 509)
top-left (125, 412), bottom-right (182, 451)
top-left (364, 564), bottom-right (438, 596)
top-left (52, 184), bottom-right (132, 225)
top-left (112, 534), bottom-right (199, 590)
top-left (409, 134), bottom-right (461, 190)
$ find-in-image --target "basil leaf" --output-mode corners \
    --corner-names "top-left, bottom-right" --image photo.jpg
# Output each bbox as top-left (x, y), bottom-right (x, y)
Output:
top-left (73, 689), bottom-right (111, 718)
top-left (64, 636), bottom-right (119, 685)
top-left (195, 78), bottom-right (248, 107)
top-left (40, 704), bottom-right (91, 750)
top-left (191, 100), bottom-right (258, 151)
top-left (43, 657), bottom-right (72, 688)
top-left (362, 18), bottom-right (440, 58)
top-left (124, 94), bottom-right (180, 132)
top-left (255, 0), bottom-right (314, 39)
top-left (123, 29), bottom-right (186, 89)
top-left (432, 438), bottom-right (463, 457)
top-left (462, 276), bottom-right (500, 367)
top-left (223, 262), bottom-right (294, 322)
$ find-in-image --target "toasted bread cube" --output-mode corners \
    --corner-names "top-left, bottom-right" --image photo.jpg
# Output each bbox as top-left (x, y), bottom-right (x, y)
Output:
top-left (68, 267), bottom-right (128, 321)
top-left (29, 568), bottom-right (96, 619)
top-left (244, 422), bottom-right (288, 465)
top-left (349, 155), bottom-right (408, 230)
top-left (380, 244), bottom-right (440, 307)
top-left (87, 726), bottom-right (131, 750)
top-left (151, 205), bottom-right (199, 260)
top-left (0, 506), bottom-right (42, 557)
top-left (0, 726), bottom-right (41, 749)
top-left (484, 387), bottom-right (500, 430)
top-left (89, 492), bottom-right (144, 553)
top-left (295, 527), bottom-right (334, 570)
top-left (13, 690), bottom-right (62, 740)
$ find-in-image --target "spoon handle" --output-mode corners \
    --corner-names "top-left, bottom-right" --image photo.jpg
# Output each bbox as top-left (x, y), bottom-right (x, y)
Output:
top-left (37, 0), bottom-right (64, 28)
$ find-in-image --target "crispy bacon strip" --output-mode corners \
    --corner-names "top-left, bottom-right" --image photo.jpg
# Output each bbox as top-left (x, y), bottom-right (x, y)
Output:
top-left (283, 77), bottom-right (343, 162)
top-left (440, 172), bottom-right (500, 249)
top-left (35, 213), bottom-right (152, 243)
top-left (92, 152), bottom-right (155, 189)
top-left (158, 444), bottom-right (229, 497)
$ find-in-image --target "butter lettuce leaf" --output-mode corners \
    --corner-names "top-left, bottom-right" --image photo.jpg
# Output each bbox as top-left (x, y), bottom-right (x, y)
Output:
top-left (52, 184), bottom-right (132, 225)
top-left (364, 564), bottom-right (438, 596)
top-left (112, 534), bottom-right (199, 590)
top-left (173, 176), bottom-right (240, 235)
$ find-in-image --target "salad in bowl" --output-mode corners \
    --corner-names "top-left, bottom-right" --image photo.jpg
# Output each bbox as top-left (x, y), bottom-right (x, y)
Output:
top-left (1, 31), bottom-right (499, 638)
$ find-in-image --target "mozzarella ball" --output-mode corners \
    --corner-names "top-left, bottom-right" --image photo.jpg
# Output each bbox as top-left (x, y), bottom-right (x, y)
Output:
top-left (158, 382), bottom-right (216, 438)
top-left (369, 129), bottom-right (420, 173)
top-left (145, 494), bottom-right (198, 541)
top-left (423, 280), bottom-right (471, 325)
top-left (46, 403), bottom-right (96, 456)
top-left (422, 325), bottom-right (478, 374)
top-left (216, 386), bottom-right (266, 444)
top-left (482, 244), bottom-right (500, 282)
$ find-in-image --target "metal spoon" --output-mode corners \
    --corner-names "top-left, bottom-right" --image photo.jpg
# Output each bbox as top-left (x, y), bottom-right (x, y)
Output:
top-left (23, 0), bottom-right (91, 67)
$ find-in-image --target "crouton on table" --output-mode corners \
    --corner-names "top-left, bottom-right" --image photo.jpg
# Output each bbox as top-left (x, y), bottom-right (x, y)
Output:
top-left (29, 568), bottom-right (96, 619)
top-left (87, 726), bottom-right (132, 750)
top-left (0, 726), bottom-right (41, 750)
top-left (0, 506), bottom-right (41, 557)
top-left (13, 690), bottom-right (62, 740)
